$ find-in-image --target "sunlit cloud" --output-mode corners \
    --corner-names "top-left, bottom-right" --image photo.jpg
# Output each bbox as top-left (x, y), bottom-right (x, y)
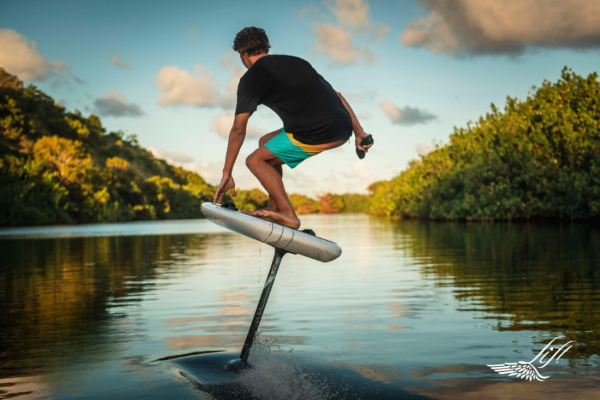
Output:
top-left (327, 0), bottom-right (390, 40)
top-left (112, 54), bottom-right (132, 70)
top-left (308, 0), bottom-right (389, 65)
top-left (416, 143), bottom-right (432, 156)
top-left (0, 28), bottom-right (81, 84)
top-left (94, 91), bottom-right (144, 117)
top-left (401, 0), bottom-right (600, 56)
top-left (210, 111), bottom-right (264, 139)
top-left (149, 148), bottom-right (194, 164)
top-left (315, 23), bottom-right (376, 64)
top-left (379, 99), bottom-right (436, 125)
top-left (149, 147), bottom-right (263, 190)
top-left (157, 65), bottom-right (233, 107)
top-left (157, 53), bottom-right (245, 108)
top-left (220, 51), bottom-right (246, 100)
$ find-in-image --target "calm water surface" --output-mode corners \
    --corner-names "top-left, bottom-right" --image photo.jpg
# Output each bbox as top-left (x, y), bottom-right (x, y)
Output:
top-left (0, 215), bottom-right (598, 399)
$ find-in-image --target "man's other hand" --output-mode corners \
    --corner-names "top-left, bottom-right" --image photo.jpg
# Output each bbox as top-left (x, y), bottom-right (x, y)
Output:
top-left (214, 174), bottom-right (236, 204)
top-left (356, 133), bottom-right (373, 152)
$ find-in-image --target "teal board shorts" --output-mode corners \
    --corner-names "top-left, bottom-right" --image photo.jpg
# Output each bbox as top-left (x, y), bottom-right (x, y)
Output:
top-left (264, 128), bottom-right (344, 168)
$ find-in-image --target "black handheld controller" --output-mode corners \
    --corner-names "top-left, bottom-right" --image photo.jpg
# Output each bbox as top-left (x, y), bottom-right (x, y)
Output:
top-left (356, 134), bottom-right (374, 159)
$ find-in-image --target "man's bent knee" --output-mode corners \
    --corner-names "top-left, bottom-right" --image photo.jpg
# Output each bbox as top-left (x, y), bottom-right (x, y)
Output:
top-left (246, 147), bottom-right (282, 172)
top-left (246, 153), bottom-right (257, 170)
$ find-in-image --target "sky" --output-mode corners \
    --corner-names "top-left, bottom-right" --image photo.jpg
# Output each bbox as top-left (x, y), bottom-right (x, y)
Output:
top-left (1, 0), bottom-right (599, 196)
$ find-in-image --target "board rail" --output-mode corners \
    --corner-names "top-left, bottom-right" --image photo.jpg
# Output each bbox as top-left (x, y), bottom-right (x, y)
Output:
top-left (200, 202), bottom-right (342, 262)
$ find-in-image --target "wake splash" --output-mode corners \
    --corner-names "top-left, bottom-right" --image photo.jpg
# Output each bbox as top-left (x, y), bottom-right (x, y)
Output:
top-left (172, 342), bottom-right (503, 400)
top-left (238, 338), bottom-right (332, 400)
top-left (170, 336), bottom-right (361, 399)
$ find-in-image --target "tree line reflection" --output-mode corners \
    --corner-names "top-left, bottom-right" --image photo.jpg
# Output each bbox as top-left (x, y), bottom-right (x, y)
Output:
top-left (0, 233), bottom-right (214, 378)
top-left (393, 221), bottom-right (600, 365)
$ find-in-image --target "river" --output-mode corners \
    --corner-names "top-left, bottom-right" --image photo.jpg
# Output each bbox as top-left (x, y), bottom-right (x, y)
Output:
top-left (0, 214), bottom-right (598, 399)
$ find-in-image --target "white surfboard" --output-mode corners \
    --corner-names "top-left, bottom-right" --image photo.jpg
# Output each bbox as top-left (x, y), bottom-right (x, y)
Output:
top-left (201, 202), bottom-right (342, 262)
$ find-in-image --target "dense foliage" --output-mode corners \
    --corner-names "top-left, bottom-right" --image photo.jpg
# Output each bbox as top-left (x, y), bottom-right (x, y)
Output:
top-left (0, 69), bottom-right (217, 226)
top-left (368, 68), bottom-right (600, 220)
top-left (290, 192), bottom-right (370, 214)
top-left (233, 192), bottom-right (370, 214)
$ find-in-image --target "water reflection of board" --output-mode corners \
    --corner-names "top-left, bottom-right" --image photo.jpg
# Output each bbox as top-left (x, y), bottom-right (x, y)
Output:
top-left (201, 202), bottom-right (342, 262)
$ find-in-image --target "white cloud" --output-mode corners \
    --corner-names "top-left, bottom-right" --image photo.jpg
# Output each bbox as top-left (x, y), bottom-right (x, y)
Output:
top-left (380, 99), bottom-right (401, 121)
top-left (309, 0), bottom-right (389, 65)
top-left (401, 0), bottom-right (600, 56)
top-left (189, 160), bottom-right (222, 184)
top-left (327, 0), bottom-right (390, 39)
top-left (380, 99), bottom-right (436, 125)
top-left (221, 52), bottom-right (246, 100)
top-left (315, 23), bottom-right (376, 64)
top-left (147, 149), bottom-right (221, 186)
top-left (0, 28), bottom-right (49, 80)
top-left (156, 53), bottom-right (246, 108)
top-left (112, 54), bottom-right (132, 70)
top-left (416, 144), bottom-right (432, 156)
top-left (210, 111), bottom-right (264, 139)
top-left (350, 158), bottom-right (377, 182)
top-left (282, 169), bottom-right (321, 195)
top-left (183, 157), bottom-right (262, 190)
top-left (157, 65), bottom-right (233, 108)
top-left (94, 91), bottom-right (144, 117)
top-left (0, 28), bottom-right (79, 83)
top-left (307, 158), bottom-right (379, 195)
top-left (328, 0), bottom-right (371, 28)
top-left (149, 148), bottom-right (194, 164)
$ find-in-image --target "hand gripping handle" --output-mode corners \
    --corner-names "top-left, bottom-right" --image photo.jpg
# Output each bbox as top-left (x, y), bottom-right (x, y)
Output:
top-left (356, 134), bottom-right (374, 159)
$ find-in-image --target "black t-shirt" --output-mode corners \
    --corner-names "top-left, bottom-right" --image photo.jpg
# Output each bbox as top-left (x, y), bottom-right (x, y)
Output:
top-left (235, 55), bottom-right (353, 145)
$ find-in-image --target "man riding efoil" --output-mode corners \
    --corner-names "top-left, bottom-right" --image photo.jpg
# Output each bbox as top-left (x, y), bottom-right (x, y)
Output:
top-left (214, 27), bottom-right (373, 229)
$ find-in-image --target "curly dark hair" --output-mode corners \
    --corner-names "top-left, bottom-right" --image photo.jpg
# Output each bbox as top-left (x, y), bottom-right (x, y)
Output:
top-left (232, 27), bottom-right (271, 56)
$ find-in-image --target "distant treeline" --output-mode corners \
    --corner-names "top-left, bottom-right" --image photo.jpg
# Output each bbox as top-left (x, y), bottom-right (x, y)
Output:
top-left (291, 192), bottom-right (369, 214)
top-left (226, 189), bottom-right (370, 215)
top-left (0, 69), bottom-right (368, 227)
top-left (227, 189), bottom-right (369, 214)
top-left (367, 68), bottom-right (600, 221)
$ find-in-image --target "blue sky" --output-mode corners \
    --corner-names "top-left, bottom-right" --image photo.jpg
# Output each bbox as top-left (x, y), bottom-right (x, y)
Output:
top-left (2, 0), bottom-right (599, 195)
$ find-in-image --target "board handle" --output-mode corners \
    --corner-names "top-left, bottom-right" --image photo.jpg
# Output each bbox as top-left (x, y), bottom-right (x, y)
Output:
top-left (221, 201), bottom-right (239, 211)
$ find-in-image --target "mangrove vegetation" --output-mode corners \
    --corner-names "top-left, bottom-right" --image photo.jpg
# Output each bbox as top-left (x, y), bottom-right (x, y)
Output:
top-left (367, 68), bottom-right (599, 221)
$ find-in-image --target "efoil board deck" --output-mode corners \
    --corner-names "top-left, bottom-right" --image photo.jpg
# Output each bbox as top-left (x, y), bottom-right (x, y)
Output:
top-left (200, 202), bottom-right (341, 262)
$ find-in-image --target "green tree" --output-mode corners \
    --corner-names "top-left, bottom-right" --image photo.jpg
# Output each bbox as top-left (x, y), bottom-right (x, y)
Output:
top-left (290, 193), bottom-right (322, 214)
top-left (368, 68), bottom-right (600, 221)
top-left (32, 136), bottom-right (91, 185)
top-left (0, 68), bottom-right (216, 226)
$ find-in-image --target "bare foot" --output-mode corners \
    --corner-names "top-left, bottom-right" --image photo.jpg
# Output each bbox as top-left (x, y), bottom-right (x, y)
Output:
top-left (249, 205), bottom-right (277, 215)
top-left (242, 207), bottom-right (275, 217)
top-left (254, 210), bottom-right (301, 229)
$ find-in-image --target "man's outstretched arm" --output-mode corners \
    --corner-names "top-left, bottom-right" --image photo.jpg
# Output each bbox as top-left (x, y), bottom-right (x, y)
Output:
top-left (336, 92), bottom-right (373, 152)
top-left (213, 112), bottom-right (251, 203)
